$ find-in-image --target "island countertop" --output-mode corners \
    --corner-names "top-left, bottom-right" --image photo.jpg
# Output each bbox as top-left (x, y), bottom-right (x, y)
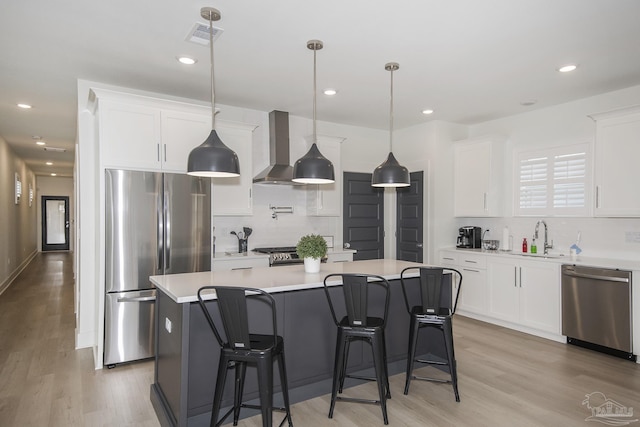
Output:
top-left (150, 259), bottom-right (423, 303)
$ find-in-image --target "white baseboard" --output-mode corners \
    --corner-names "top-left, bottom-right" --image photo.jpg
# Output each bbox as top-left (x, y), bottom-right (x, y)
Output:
top-left (0, 250), bottom-right (38, 296)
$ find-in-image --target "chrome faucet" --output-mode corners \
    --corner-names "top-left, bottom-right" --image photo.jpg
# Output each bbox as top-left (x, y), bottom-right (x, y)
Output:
top-left (534, 220), bottom-right (553, 255)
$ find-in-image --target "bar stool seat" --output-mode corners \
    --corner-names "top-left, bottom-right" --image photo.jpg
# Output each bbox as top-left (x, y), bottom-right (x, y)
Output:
top-left (197, 286), bottom-right (294, 427)
top-left (323, 273), bottom-right (392, 425)
top-left (400, 266), bottom-right (463, 402)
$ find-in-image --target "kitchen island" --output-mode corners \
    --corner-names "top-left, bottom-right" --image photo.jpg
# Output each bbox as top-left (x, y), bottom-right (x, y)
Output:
top-left (149, 259), bottom-right (450, 427)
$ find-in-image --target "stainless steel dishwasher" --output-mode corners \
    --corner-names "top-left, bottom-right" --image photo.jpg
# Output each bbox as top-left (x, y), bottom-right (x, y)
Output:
top-left (561, 264), bottom-right (635, 361)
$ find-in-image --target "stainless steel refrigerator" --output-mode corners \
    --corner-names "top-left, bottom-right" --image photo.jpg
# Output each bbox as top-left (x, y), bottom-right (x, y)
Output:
top-left (104, 169), bottom-right (211, 366)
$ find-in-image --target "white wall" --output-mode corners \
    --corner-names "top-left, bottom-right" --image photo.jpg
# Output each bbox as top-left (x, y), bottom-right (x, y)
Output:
top-left (0, 136), bottom-right (37, 295)
top-left (36, 176), bottom-right (75, 252)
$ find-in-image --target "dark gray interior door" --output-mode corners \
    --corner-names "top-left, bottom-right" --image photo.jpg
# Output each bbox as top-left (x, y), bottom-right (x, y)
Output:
top-left (42, 196), bottom-right (70, 251)
top-left (396, 171), bottom-right (424, 262)
top-left (343, 172), bottom-right (384, 260)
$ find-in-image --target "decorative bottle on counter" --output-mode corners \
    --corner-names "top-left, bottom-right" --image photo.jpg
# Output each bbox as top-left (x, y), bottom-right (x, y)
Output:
top-left (522, 238), bottom-right (528, 253)
top-left (531, 238), bottom-right (537, 254)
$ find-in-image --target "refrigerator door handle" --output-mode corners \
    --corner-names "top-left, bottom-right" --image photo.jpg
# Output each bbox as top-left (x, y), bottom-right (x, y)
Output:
top-left (157, 175), bottom-right (164, 272)
top-left (164, 183), bottom-right (171, 271)
top-left (117, 295), bottom-right (157, 303)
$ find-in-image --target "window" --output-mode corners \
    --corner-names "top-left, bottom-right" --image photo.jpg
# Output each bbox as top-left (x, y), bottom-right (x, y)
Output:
top-left (515, 143), bottom-right (591, 216)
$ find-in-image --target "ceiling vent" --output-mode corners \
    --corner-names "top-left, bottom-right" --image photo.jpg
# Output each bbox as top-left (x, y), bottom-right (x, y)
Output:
top-left (44, 147), bottom-right (66, 152)
top-left (186, 22), bottom-right (223, 45)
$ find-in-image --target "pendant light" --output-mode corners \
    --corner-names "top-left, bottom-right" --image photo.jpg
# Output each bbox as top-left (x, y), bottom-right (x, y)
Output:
top-left (187, 7), bottom-right (240, 177)
top-left (372, 62), bottom-right (410, 187)
top-left (292, 40), bottom-right (335, 184)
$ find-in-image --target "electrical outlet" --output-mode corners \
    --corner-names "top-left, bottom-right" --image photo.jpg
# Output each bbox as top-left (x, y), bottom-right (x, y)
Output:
top-left (165, 317), bottom-right (172, 333)
top-left (625, 231), bottom-right (640, 244)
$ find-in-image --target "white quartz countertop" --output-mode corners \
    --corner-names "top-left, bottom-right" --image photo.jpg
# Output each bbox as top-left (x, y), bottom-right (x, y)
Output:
top-left (212, 248), bottom-right (356, 260)
top-left (151, 259), bottom-right (421, 303)
top-left (442, 247), bottom-right (640, 270)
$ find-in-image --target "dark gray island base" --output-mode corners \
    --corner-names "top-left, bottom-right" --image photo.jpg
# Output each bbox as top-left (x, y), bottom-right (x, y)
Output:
top-left (149, 261), bottom-right (451, 427)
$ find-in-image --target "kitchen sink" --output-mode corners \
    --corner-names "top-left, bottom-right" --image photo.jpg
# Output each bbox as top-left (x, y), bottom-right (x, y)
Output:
top-left (511, 252), bottom-right (565, 259)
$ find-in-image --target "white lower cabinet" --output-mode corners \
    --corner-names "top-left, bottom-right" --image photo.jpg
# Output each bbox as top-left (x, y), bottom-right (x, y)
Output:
top-left (487, 257), bottom-right (560, 334)
top-left (211, 255), bottom-right (269, 271)
top-left (443, 251), bottom-right (487, 316)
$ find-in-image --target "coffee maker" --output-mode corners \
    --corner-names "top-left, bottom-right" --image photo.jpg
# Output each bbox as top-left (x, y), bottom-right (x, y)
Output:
top-left (457, 226), bottom-right (482, 248)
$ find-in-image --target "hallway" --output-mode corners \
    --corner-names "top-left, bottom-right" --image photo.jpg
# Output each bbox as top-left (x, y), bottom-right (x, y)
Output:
top-left (0, 252), bottom-right (159, 426)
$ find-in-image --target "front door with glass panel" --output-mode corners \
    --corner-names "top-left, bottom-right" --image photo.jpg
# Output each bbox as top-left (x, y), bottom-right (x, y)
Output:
top-left (42, 196), bottom-right (70, 251)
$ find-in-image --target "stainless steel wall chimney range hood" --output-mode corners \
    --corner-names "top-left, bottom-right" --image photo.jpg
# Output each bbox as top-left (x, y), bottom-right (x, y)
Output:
top-left (253, 110), bottom-right (302, 185)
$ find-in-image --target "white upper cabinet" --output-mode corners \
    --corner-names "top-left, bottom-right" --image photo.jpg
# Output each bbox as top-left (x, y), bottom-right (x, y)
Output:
top-left (591, 106), bottom-right (640, 217)
top-left (454, 136), bottom-right (504, 217)
top-left (94, 89), bottom-right (211, 173)
top-left (306, 135), bottom-right (344, 217)
top-left (211, 121), bottom-right (257, 216)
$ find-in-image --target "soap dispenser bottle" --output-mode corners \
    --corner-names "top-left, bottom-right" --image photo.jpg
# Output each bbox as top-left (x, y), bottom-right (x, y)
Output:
top-left (531, 237), bottom-right (537, 254)
top-left (522, 238), bottom-right (528, 253)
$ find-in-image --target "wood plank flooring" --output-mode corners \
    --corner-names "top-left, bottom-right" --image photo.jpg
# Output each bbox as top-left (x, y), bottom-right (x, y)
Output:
top-left (1, 252), bottom-right (638, 426)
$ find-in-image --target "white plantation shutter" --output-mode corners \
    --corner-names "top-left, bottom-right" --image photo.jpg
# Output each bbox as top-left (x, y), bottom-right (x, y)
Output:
top-left (515, 143), bottom-right (590, 216)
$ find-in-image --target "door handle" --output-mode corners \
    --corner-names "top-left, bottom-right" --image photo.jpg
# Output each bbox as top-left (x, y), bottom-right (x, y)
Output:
top-left (117, 295), bottom-right (156, 303)
top-left (344, 242), bottom-right (351, 249)
top-left (416, 243), bottom-right (423, 248)
top-left (65, 221), bottom-right (70, 229)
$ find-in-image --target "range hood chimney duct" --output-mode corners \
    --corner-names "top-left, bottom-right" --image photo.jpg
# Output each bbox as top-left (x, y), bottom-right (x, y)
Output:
top-left (253, 110), bottom-right (302, 185)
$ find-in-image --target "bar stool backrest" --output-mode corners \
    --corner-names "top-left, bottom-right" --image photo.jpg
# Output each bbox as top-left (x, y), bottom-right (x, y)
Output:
top-left (400, 267), bottom-right (463, 315)
top-left (323, 273), bottom-right (391, 328)
top-left (197, 286), bottom-right (278, 350)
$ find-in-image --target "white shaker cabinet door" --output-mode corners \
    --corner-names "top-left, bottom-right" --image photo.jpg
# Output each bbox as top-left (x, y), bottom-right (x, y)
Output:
top-left (453, 136), bottom-right (504, 217)
top-left (212, 121), bottom-right (257, 216)
top-left (519, 259), bottom-right (560, 334)
top-left (487, 258), bottom-right (520, 323)
top-left (592, 107), bottom-right (640, 217)
top-left (100, 101), bottom-right (161, 170)
top-left (161, 110), bottom-right (211, 173)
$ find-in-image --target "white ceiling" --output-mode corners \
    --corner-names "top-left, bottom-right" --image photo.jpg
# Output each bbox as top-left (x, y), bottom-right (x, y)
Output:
top-left (2, 0), bottom-right (640, 178)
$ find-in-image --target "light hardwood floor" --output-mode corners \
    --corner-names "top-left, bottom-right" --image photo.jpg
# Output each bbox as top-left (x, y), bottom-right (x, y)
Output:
top-left (1, 252), bottom-right (638, 426)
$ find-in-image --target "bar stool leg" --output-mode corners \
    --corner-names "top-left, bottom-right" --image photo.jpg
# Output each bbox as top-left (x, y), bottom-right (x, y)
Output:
top-left (211, 355), bottom-right (230, 427)
top-left (277, 351), bottom-right (294, 426)
top-left (371, 333), bottom-right (389, 425)
top-left (339, 338), bottom-right (351, 393)
top-left (381, 329), bottom-right (391, 399)
top-left (233, 361), bottom-right (247, 425)
top-left (404, 317), bottom-right (420, 395)
top-left (256, 356), bottom-right (274, 427)
top-left (443, 317), bottom-right (460, 402)
top-left (329, 329), bottom-right (346, 419)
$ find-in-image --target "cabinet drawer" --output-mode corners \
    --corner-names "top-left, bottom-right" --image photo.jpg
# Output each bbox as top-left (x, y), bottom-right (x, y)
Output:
top-left (211, 257), bottom-right (269, 271)
top-left (458, 252), bottom-right (486, 269)
top-left (439, 251), bottom-right (458, 266)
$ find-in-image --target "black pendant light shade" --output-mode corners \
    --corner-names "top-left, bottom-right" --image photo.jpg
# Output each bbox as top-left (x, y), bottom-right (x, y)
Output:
top-left (187, 7), bottom-right (240, 177)
top-left (372, 62), bottom-right (410, 188)
top-left (293, 39), bottom-right (335, 184)
top-left (372, 152), bottom-right (410, 187)
top-left (187, 129), bottom-right (240, 177)
top-left (293, 142), bottom-right (335, 184)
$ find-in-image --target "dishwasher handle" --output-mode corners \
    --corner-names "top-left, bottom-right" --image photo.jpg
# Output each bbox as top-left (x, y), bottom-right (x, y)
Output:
top-left (563, 270), bottom-right (629, 283)
top-left (117, 295), bottom-right (157, 303)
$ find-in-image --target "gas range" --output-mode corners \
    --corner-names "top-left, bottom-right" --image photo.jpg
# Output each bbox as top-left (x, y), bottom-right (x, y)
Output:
top-left (253, 246), bottom-right (302, 266)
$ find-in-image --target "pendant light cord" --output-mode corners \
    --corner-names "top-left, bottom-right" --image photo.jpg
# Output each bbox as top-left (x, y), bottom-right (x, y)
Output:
top-left (313, 46), bottom-right (317, 144)
top-left (389, 66), bottom-right (394, 152)
top-left (208, 12), bottom-right (216, 130)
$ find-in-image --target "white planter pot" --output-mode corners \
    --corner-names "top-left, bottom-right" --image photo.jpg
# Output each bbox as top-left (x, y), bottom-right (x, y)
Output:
top-left (303, 257), bottom-right (321, 273)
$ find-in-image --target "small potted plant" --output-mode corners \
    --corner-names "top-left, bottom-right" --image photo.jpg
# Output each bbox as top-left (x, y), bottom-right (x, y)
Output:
top-left (296, 234), bottom-right (328, 273)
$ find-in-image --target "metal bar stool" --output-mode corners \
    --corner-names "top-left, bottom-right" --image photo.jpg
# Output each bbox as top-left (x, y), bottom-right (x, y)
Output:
top-left (399, 266), bottom-right (462, 401)
top-left (323, 273), bottom-right (392, 425)
top-left (197, 286), bottom-right (294, 427)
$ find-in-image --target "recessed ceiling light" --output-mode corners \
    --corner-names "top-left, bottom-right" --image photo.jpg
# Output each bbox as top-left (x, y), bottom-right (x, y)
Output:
top-left (177, 56), bottom-right (197, 65)
top-left (51, 173), bottom-right (57, 176)
top-left (323, 89), bottom-right (337, 96)
top-left (558, 64), bottom-right (577, 73)
top-left (36, 141), bottom-right (46, 146)
top-left (46, 162), bottom-right (53, 166)
top-left (17, 103), bottom-right (32, 109)
top-left (422, 109), bottom-right (434, 115)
